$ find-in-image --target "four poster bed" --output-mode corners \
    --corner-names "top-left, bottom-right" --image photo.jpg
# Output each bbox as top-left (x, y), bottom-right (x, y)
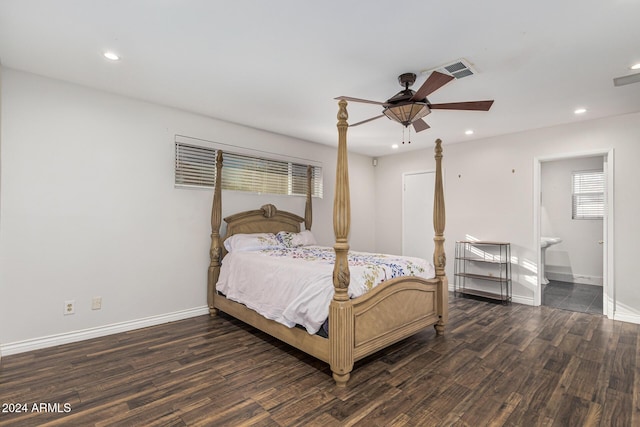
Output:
top-left (207, 100), bottom-right (448, 387)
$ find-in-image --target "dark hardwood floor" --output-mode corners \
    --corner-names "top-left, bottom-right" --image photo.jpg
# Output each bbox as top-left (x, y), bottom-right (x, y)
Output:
top-left (1, 294), bottom-right (638, 426)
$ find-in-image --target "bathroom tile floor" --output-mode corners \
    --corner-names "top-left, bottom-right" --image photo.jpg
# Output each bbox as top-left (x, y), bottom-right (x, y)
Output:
top-left (542, 279), bottom-right (603, 315)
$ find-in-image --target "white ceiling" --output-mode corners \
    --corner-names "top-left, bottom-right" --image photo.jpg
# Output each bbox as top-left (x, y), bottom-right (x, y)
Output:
top-left (1, 0), bottom-right (639, 157)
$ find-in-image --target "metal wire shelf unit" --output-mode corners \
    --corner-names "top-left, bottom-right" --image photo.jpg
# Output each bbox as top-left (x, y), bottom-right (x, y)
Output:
top-left (454, 241), bottom-right (512, 304)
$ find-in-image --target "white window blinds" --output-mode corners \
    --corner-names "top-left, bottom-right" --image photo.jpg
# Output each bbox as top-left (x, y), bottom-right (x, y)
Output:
top-left (572, 170), bottom-right (604, 220)
top-left (175, 141), bottom-right (323, 198)
top-left (175, 143), bottom-right (218, 187)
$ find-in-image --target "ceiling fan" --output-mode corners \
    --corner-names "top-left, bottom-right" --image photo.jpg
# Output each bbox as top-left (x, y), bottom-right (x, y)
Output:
top-left (335, 71), bottom-right (494, 133)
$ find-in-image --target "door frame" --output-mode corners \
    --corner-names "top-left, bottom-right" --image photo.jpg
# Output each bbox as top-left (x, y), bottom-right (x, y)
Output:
top-left (533, 148), bottom-right (614, 316)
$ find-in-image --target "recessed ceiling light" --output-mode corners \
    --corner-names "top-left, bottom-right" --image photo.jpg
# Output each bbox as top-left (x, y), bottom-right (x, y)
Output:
top-left (574, 108), bottom-right (587, 115)
top-left (103, 51), bottom-right (120, 61)
top-left (465, 130), bottom-right (474, 135)
top-left (391, 144), bottom-right (399, 149)
top-left (631, 63), bottom-right (640, 70)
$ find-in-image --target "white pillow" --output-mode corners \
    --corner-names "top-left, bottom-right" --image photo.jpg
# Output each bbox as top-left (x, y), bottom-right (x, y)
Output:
top-left (223, 233), bottom-right (283, 252)
top-left (276, 230), bottom-right (317, 248)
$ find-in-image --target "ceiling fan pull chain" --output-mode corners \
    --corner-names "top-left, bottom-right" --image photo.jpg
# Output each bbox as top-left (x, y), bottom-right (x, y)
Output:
top-left (402, 127), bottom-right (405, 144)
top-left (408, 126), bottom-right (411, 144)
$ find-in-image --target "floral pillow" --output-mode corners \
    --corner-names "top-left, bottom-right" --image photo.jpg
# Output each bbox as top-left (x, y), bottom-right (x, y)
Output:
top-left (223, 233), bottom-right (283, 253)
top-left (276, 230), bottom-right (317, 248)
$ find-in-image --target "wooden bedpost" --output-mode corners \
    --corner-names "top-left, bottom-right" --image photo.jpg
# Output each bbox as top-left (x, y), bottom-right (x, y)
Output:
top-left (305, 165), bottom-right (313, 230)
top-left (330, 99), bottom-right (354, 387)
top-left (208, 151), bottom-right (224, 316)
top-left (433, 139), bottom-right (448, 335)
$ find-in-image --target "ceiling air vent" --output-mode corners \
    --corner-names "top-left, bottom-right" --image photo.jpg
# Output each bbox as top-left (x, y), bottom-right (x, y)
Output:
top-left (613, 72), bottom-right (640, 87)
top-left (426, 58), bottom-right (478, 80)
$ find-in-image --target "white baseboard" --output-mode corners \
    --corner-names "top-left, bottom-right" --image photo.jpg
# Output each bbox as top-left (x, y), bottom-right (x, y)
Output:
top-left (0, 306), bottom-right (209, 357)
top-left (613, 310), bottom-right (640, 325)
top-left (449, 284), bottom-right (534, 306)
top-left (546, 271), bottom-right (603, 286)
top-left (512, 294), bottom-right (535, 306)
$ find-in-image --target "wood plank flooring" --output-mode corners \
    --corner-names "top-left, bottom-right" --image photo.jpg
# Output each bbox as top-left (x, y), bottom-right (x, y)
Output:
top-left (1, 295), bottom-right (639, 426)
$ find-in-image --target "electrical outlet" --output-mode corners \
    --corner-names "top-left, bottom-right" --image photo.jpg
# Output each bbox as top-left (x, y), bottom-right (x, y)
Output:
top-left (64, 300), bottom-right (75, 315)
top-left (92, 297), bottom-right (102, 310)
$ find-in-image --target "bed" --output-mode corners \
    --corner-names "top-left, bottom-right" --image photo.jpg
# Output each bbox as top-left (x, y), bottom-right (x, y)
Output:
top-left (207, 99), bottom-right (448, 387)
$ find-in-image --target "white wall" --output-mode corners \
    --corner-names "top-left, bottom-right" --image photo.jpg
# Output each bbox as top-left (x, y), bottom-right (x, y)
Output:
top-left (374, 112), bottom-right (640, 322)
top-left (541, 156), bottom-right (604, 285)
top-left (0, 68), bottom-right (376, 350)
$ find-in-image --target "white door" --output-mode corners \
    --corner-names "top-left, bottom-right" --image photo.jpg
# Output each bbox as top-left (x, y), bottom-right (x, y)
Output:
top-left (403, 171), bottom-right (435, 261)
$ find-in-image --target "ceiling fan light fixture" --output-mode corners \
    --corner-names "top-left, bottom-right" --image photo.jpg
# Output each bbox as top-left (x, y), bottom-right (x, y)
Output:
top-left (383, 102), bottom-right (430, 127)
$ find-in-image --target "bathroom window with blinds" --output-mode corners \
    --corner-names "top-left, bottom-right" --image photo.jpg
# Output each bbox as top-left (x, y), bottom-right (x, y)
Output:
top-left (175, 141), bottom-right (323, 198)
top-left (572, 169), bottom-right (604, 220)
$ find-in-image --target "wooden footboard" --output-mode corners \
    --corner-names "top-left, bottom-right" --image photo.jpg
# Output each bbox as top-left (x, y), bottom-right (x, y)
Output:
top-left (351, 277), bottom-right (440, 361)
top-left (211, 274), bottom-right (445, 382)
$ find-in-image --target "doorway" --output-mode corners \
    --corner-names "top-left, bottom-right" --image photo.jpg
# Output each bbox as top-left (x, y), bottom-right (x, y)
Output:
top-left (534, 149), bottom-right (614, 317)
top-left (402, 171), bottom-right (435, 261)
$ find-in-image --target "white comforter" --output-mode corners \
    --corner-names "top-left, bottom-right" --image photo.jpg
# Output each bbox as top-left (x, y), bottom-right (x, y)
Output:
top-left (216, 245), bottom-right (435, 334)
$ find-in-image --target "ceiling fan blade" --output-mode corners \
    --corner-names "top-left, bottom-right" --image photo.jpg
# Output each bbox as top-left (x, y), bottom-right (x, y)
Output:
top-left (429, 100), bottom-right (495, 111)
top-left (412, 119), bottom-right (430, 132)
top-left (411, 71), bottom-right (455, 101)
top-left (350, 114), bottom-right (385, 127)
top-left (334, 96), bottom-right (388, 106)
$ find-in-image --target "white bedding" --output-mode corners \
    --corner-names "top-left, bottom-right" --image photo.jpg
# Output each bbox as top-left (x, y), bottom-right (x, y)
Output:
top-left (216, 245), bottom-right (435, 334)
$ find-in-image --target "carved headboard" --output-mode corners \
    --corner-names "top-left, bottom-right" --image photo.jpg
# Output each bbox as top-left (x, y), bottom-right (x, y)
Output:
top-left (221, 204), bottom-right (304, 257)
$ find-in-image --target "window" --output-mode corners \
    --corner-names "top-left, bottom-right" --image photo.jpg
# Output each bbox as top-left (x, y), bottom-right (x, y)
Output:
top-left (174, 143), bottom-right (217, 188)
top-left (572, 170), bottom-right (604, 220)
top-left (175, 139), bottom-right (323, 198)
